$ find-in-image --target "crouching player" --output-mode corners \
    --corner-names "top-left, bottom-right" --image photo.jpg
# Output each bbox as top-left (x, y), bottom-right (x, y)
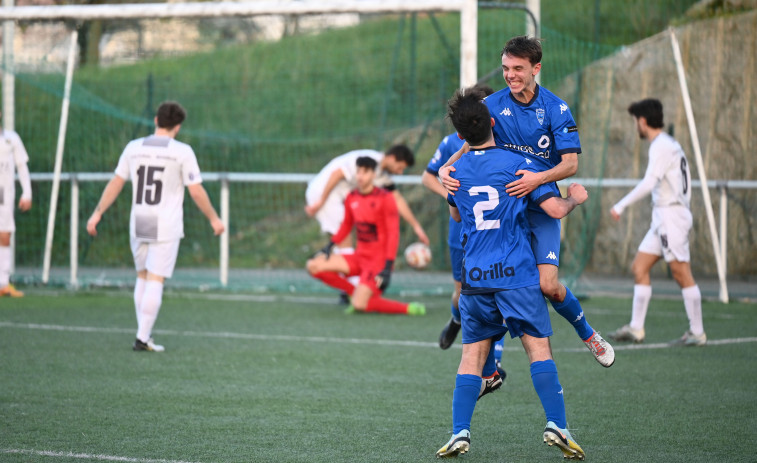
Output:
top-left (306, 156), bottom-right (425, 316)
top-left (436, 87), bottom-right (587, 460)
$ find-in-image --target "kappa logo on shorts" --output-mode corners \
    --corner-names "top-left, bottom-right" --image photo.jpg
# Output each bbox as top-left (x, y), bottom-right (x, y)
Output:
top-left (546, 251), bottom-right (557, 260)
top-left (661, 234), bottom-right (668, 248)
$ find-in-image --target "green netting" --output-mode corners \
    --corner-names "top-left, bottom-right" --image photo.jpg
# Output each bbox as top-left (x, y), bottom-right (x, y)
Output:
top-left (7, 2), bottom-right (752, 294)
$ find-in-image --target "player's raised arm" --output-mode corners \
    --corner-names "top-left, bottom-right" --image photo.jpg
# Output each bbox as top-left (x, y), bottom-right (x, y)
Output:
top-left (438, 141), bottom-right (469, 194)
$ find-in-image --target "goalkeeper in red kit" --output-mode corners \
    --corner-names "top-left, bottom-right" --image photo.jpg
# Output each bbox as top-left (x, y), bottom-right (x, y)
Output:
top-left (306, 156), bottom-right (426, 315)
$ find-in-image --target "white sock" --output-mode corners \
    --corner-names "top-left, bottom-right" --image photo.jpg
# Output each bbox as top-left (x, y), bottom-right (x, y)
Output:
top-left (134, 277), bottom-right (146, 326)
top-left (136, 280), bottom-right (164, 342)
top-left (0, 245), bottom-right (10, 287)
top-left (630, 284), bottom-right (652, 331)
top-left (682, 285), bottom-right (704, 335)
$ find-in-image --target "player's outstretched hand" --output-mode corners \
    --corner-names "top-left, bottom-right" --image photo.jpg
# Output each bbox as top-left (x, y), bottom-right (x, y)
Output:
top-left (304, 201), bottom-right (321, 217)
top-left (506, 170), bottom-right (543, 198)
top-left (567, 183), bottom-right (588, 205)
top-left (86, 213), bottom-right (101, 237)
top-left (18, 198), bottom-right (32, 212)
top-left (210, 218), bottom-right (225, 236)
top-left (439, 165), bottom-right (459, 195)
top-left (414, 224), bottom-right (430, 246)
top-left (610, 207), bottom-right (621, 222)
top-left (315, 241), bottom-right (336, 259)
top-left (375, 260), bottom-right (393, 291)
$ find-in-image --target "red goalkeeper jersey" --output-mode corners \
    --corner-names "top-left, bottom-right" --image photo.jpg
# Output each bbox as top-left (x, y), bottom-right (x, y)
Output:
top-left (332, 187), bottom-right (400, 262)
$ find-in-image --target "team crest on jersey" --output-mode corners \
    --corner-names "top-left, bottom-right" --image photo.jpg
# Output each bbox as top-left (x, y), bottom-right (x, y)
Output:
top-left (535, 108), bottom-right (545, 125)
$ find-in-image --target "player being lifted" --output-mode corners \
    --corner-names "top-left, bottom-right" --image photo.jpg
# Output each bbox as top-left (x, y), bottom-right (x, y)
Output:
top-left (435, 86), bottom-right (588, 460)
top-left (87, 101), bottom-right (224, 352)
top-left (439, 36), bottom-right (614, 367)
top-left (306, 156), bottom-right (426, 316)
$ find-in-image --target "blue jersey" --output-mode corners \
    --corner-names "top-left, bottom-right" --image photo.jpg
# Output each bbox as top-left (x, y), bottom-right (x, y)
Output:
top-left (485, 84), bottom-right (581, 174)
top-left (427, 133), bottom-right (465, 250)
top-left (447, 146), bottom-right (558, 294)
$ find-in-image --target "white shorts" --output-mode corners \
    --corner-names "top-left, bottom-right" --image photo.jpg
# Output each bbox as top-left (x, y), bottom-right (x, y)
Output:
top-left (305, 182), bottom-right (351, 235)
top-left (638, 206), bottom-right (692, 263)
top-left (0, 206), bottom-right (14, 232)
top-left (130, 237), bottom-right (181, 278)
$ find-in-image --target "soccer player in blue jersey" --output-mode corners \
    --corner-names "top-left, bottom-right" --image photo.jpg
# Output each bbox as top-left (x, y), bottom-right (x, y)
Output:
top-left (440, 36), bottom-right (614, 368)
top-left (435, 86), bottom-right (587, 461)
top-left (423, 85), bottom-right (499, 354)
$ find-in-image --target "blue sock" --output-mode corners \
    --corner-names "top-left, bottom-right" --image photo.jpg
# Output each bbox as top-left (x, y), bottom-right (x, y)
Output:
top-left (452, 374), bottom-right (481, 433)
top-left (530, 360), bottom-right (566, 429)
top-left (551, 287), bottom-right (594, 341)
top-left (451, 302), bottom-right (461, 323)
top-left (482, 343), bottom-right (496, 377)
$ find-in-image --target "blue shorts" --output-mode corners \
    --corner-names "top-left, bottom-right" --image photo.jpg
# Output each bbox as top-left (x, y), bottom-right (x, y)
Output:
top-left (459, 285), bottom-right (552, 344)
top-left (528, 208), bottom-right (561, 266)
top-left (449, 246), bottom-right (463, 282)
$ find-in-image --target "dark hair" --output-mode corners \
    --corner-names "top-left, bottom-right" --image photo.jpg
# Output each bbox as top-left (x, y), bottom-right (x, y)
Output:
top-left (447, 86), bottom-right (491, 147)
top-left (385, 144), bottom-right (415, 167)
top-left (356, 156), bottom-right (378, 171)
top-left (627, 99), bottom-right (664, 129)
top-left (156, 101), bottom-right (186, 129)
top-left (473, 83), bottom-right (495, 97)
top-left (500, 35), bottom-right (542, 65)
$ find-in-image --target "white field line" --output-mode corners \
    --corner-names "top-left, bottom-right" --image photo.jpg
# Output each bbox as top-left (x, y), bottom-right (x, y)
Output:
top-left (1, 448), bottom-right (202, 463)
top-left (1, 321), bottom-right (755, 352)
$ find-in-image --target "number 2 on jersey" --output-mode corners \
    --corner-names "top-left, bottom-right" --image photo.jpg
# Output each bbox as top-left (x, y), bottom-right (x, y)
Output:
top-left (470, 185), bottom-right (501, 230)
top-left (135, 165), bottom-right (164, 205)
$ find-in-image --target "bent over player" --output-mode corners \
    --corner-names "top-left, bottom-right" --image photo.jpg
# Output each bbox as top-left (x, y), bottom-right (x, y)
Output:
top-left (306, 156), bottom-right (425, 316)
top-left (87, 101), bottom-right (224, 352)
top-left (435, 87), bottom-right (588, 461)
top-left (0, 111), bottom-right (32, 297)
top-left (608, 98), bottom-right (705, 346)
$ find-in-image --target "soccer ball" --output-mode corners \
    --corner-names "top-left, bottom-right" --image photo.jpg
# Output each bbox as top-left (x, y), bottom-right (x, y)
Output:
top-left (404, 242), bottom-right (432, 269)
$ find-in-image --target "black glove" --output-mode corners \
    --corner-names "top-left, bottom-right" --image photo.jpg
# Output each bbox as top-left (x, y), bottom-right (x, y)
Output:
top-left (316, 241), bottom-right (336, 259)
top-left (375, 260), bottom-right (394, 291)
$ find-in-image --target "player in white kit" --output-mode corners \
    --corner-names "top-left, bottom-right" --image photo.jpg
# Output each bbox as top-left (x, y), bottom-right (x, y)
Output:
top-left (87, 102), bottom-right (224, 352)
top-left (608, 98), bottom-right (706, 346)
top-left (0, 111), bottom-right (32, 297)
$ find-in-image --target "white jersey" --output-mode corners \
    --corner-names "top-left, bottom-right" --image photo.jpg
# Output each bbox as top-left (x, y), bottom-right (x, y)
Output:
top-left (647, 132), bottom-right (691, 208)
top-left (614, 132), bottom-right (691, 214)
top-left (0, 130), bottom-right (30, 208)
top-left (305, 149), bottom-right (394, 204)
top-left (115, 135), bottom-right (203, 241)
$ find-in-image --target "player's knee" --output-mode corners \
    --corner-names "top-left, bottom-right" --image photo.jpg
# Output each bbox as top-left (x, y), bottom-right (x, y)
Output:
top-left (305, 258), bottom-right (320, 275)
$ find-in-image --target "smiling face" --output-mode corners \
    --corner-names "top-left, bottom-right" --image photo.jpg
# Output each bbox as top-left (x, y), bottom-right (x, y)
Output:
top-left (501, 53), bottom-right (541, 96)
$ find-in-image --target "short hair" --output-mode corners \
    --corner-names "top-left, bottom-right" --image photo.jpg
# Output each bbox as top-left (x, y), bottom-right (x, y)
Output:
top-left (156, 101), bottom-right (186, 129)
top-left (356, 156), bottom-right (378, 171)
top-left (627, 99), bottom-right (664, 129)
top-left (385, 144), bottom-right (415, 167)
top-left (500, 35), bottom-right (542, 65)
top-left (447, 86), bottom-right (491, 147)
top-left (472, 83), bottom-right (495, 97)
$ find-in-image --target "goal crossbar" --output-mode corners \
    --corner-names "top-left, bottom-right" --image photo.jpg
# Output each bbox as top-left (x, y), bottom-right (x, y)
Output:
top-left (0, 0), bottom-right (466, 21)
